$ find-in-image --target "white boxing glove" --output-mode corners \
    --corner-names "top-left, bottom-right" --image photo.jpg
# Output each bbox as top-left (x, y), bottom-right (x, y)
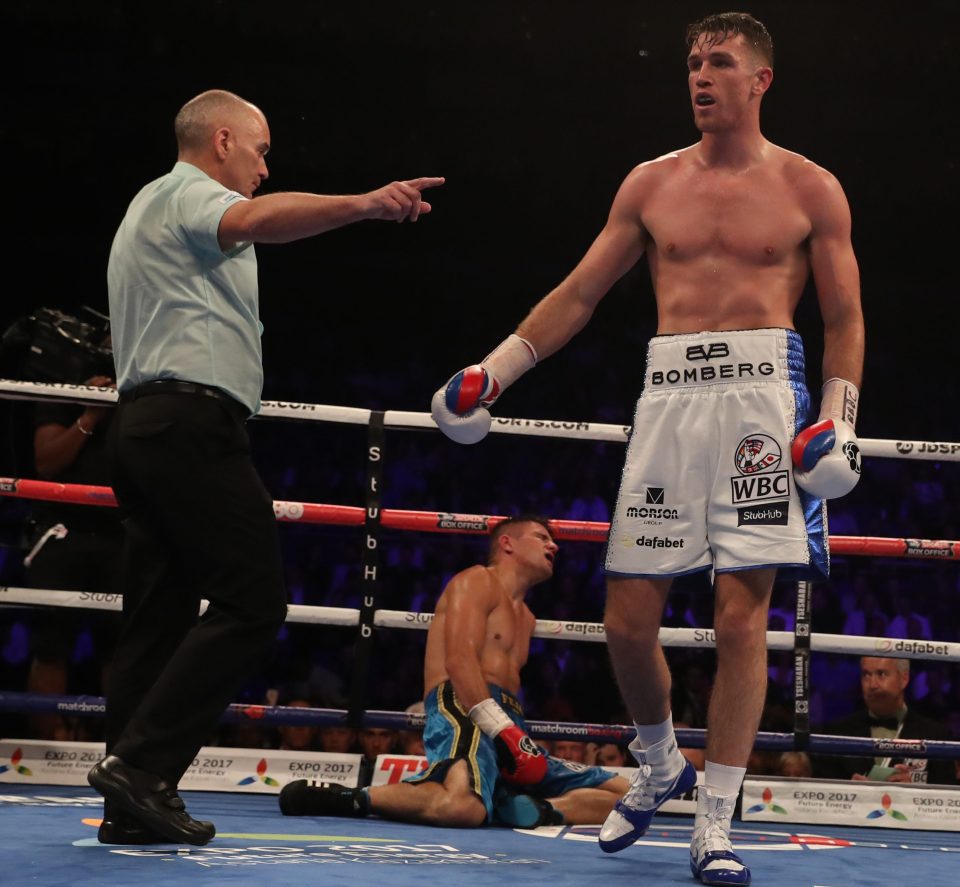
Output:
top-left (430, 380), bottom-right (493, 444)
top-left (791, 378), bottom-right (862, 499)
top-left (431, 334), bottom-right (537, 445)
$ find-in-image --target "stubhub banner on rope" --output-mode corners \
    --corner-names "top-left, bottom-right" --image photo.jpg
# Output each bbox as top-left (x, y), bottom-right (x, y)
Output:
top-left (0, 740), bottom-right (361, 792)
top-left (742, 776), bottom-right (960, 832)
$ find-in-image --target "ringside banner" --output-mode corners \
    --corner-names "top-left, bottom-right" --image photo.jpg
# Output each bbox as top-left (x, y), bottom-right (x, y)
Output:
top-left (0, 740), bottom-right (361, 792)
top-left (742, 776), bottom-right (960, 832)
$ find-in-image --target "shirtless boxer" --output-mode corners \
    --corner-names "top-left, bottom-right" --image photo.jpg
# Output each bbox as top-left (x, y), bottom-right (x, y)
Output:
top-left (279, 516), bottom-right (630, 827)
top-left (431, 12), bottom-right (864, 885)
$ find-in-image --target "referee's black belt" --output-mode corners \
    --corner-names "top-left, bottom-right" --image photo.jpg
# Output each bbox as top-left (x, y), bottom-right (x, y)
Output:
top-left (118, 380), bottom-right (249, 420)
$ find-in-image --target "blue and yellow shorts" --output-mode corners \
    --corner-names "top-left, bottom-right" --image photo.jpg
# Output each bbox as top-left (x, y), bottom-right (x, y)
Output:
top-left (404, 681), bottom-right (617, 821)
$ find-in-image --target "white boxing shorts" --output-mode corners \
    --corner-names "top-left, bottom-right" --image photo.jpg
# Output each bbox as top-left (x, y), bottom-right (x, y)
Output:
top-left (604, 328), bottom-right (828, 579)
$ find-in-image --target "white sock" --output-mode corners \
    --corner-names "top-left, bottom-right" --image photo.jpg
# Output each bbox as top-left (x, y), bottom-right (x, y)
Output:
top-left (629, 716), bottom-right (684, 776)
top-left (703, 761), bottom-right (746, 799)
top-left (633, 714), bottom-right (674, 749)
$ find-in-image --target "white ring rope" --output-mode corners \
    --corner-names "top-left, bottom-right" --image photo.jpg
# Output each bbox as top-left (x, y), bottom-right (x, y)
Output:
top-left (4, 586), bottom-right (959, 663)
top-left (1, 378), bottom-right (958, 459)
top-left (0, 587), bottom-right (359, 626)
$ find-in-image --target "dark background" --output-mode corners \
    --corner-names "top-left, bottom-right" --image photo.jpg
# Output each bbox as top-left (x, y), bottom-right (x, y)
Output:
top-left (3, 2), bottom-right (960, 736)
top-left (6, 0), bottom-right (959, 434)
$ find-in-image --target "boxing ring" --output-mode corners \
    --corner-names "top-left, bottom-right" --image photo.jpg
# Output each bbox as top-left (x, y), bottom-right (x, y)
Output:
top-left (1, 378), bottom-right (959, 887)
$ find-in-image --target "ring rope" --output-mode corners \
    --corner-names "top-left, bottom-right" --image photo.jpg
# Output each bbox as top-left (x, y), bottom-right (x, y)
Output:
top-left (4, 380), bottom-right (957, 768)
top-left (3, 587), bottom-right (959, 663)
top-left (1, 478), bottom-right (957, 559)
top-left (1, 378), bottom-right (958, 459)
top-left (2, 690), bottom-right (958, 761)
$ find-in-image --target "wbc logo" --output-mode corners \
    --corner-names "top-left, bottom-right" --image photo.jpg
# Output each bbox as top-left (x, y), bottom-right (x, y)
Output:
top-left (735, 434), bottom-right (782, 475)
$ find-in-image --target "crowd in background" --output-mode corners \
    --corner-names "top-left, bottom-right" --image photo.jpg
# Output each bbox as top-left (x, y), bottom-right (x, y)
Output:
top-left (1, 341), bottom-right (959, 777)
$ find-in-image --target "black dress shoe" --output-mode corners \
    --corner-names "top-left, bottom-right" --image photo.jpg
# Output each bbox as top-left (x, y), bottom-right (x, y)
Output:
top-left (98, 811), bottom-right (216, 845)
top-left (88, 755), bottom-right (215, 846)
top-left (99, 799), bottom-right (175, 844)
top-left (98, 818), bottom-right (169, 845)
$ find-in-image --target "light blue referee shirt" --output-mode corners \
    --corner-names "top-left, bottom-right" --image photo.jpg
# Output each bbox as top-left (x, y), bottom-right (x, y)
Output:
top-left (108, 161), bottom-right (264, 415)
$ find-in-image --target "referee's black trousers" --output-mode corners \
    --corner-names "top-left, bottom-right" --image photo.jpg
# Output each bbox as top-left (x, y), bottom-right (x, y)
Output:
top-left (106, 390), bottom-right (288, 784)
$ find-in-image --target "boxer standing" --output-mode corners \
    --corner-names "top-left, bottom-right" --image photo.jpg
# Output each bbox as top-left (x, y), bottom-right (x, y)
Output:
top-left (432, 13), bottom-right (864, 885)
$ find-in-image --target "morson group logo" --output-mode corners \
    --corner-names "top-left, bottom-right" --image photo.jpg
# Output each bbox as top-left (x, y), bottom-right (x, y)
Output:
top-left (619, 486), bottom-right (675, 522)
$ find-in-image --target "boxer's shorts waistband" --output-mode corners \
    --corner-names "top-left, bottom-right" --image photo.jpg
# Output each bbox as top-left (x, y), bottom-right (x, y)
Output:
top-left (427, 682), bottom-right (524, 717)
top-left (644, 328), bottom-right (805, 390)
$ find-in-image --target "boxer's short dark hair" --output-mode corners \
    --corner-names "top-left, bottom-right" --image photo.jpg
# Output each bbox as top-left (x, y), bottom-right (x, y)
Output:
top-left (686, 11), bottom-right (774, 67)
top-left (489, 514), bottom-right (553, 561)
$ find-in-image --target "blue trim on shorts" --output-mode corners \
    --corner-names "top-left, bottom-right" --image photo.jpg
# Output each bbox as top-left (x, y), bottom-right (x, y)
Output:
top-left (785, 330), bottom-right (807, 384)
top-left (784, 337), bottom-right (829, 580)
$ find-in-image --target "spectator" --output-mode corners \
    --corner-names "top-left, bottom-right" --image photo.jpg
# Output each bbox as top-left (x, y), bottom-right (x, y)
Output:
top-left (913, 665), bottom-right (953, 720)
top-left (842, 587), bottom-right (887, 638)
top-left (886, 588), bottom-right (932, 641)
top-left (551, 740), bottom-right (588, 764)
top-left (777, 752), bottom-right (812, 779)
top-left (25, 366), bottom-right (122, 741)
top-left (815, 656), bottom-right (956, 785)
top-left (357, 727), bottom-right (398, 787)
top-left (275, 692), bottom-right (319, 752)
top-left (596, 743), bottom-right (632, 768)
top-left (318, 726), bottom-right (357, 755)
